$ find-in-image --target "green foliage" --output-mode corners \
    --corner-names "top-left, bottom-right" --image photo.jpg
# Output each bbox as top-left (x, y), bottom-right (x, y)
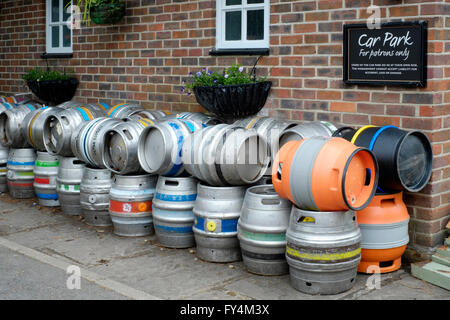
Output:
top-left (71, 0), bottom-right (124, 23)
top-left (182, 64), bottom-right (267, 96)
top-left (22, 68), bottom-right (74, 82)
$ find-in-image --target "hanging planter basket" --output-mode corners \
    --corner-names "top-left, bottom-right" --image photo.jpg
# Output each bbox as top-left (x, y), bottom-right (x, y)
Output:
top-left (193, 81), bottom-right (272, 120)
top-left (26, 78), bottom-right (79, 105)
top-left (90, 2), bottom-right (126, 25)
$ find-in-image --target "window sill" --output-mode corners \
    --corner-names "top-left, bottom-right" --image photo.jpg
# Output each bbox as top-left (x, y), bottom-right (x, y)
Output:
top-left (209, 48), bottom-right (270, 56)
top-left (41, 52), bottom-right (73, 59)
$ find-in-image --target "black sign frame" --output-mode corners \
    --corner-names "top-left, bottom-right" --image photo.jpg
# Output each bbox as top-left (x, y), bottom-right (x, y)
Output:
top-left (343, 21), bottom-right (427, 87)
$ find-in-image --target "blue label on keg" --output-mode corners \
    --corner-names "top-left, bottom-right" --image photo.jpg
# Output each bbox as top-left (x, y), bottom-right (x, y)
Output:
top-left (154, 224), bottom-right (193, 234)
top-left (36, 193), bottom-right (59, 200)
top-left (155, 193), bottom-right (197, 202)
top-left (166, 122), bottom-right (184, 176)
top-left (7, 161), bottom-right (35, 166)
top-left (193, 216), bottom-right (238, 233)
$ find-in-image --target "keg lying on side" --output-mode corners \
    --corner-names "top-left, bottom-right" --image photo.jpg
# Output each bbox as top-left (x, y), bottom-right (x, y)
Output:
top-left (22, 106), bottom-right (63, 151)
top-left (109, 174), bottom-right (158, 237)
top-left (43, 105), bottom-right (105, 156)
top-left (138, 119), bottom-right (202, 176)
top-left (0, 103), bottom-right (39, 148)
top-left (351, 125), bottom-right (433, 192)
top-left (56, 157), bottom-right (84, 215)
top-left (7, 148), bottom-right (36, 198)
top-left (273, 136), bottom-right (378, 211)
top-left (0, 145), bottom-right (8, 192)
top-left (286, 207), bottom-right (361, 295)
top-left (356, 192), bottom-right (409, 274)
top-left (193, 184), bottom-right (247, 262)
top-left (33, 151), bottom-right (60, 206)
top-left (153, 176), bottom-right (198, 248)
top-left (131, 109), bottom-right (171, 121)
top-left (71, 117), bottom-right (121, 169)
top-left (279, 121), bottom-right (337, 147)
top-left (182, 125), bottom-right (270, 186)
top-left (0, 102), bottom-right (17, 115)
top-left (103, 118), bottom-right (157, 174)
top-left (238, 185), bottom-right (292, 275)
top-left (106, 103), bottom-right (143, 119)
top-left (332, 127), bottom-right (356, 142)
top-left (80, 166), bottom-right (112, 226)
top-left (175, 112), bottom-right (220, 126)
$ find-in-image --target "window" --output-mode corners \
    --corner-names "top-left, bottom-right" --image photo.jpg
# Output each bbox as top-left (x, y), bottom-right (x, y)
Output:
top-left (46, 0), bottom-right (73, 54)
top-left (216, 0), bottom-right (270, 50)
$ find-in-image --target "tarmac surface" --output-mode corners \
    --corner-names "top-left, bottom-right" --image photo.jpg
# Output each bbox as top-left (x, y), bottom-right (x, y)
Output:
top-left (0, 192), bottom-right (448, 300)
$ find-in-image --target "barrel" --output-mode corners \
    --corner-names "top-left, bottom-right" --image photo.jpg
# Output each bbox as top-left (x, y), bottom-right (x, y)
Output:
top-left (192, 184), bottom-right (247, 262)
top-left (7, 148), bottom-right (36, 198)
top-left (88, 102), bottom-right (110, 113)
top-left (286, 207), bottom-right (361, 295)
top-left (152, 176), bottom-right (198, 248)
top-left (106, 103), bottom-right (143, 119)
top-left (332, 126), bottom-right (357, 142)
top-left (131, 109), bottom-right (171, 121)
top-left (55, 100), bottom-right (85, 109)
top-left (273, 136), bottom-right (378, 211)
top-left (0, 102), bottom-right (17, 115)
top-left (33, 151), bottom-right (60, 206)
top-left (70, 117), bottom-right (121, 169)
top-left (238, 185), bottom-right (292, 275)
top-left (253, 175), bottom-right (273, 186)
top-left (109, 174), bottom-right (157, 237)
top-left (80, 166), bottom-right (112, 226)
top-left (56, 157), bottom-right (84, 215)
top-left (22, 106), bottom-right (64, 151)
top-left (138, 119), bottom-right (202, 176)
top-left (356, 192), bottom-right (409, 274)
top-left (103, 118), bottom-right (156, 174)
top-left (0, 96), bottom-right (16, 103)
top-left (351, 125), bottom-right (433, 192)
top-left (0, 103), bottom-right (38, 148)
top-left (175, 112), bottom-right (220, 126)
top-left (279, 121), bottom-right (337, 147)
top-left (0, 145), bottom-right (8, 192)
top-left (43, 105), bottom-right (105, 156)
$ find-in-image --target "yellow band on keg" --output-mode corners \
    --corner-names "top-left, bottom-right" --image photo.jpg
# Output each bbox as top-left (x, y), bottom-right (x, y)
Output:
top-left (79, 107), bottom-right (94, 120)
top-left (138, 118), bottom-right (154, 127)
top-left (246, 117), bottom-right (261, 130)
top-left (28, 110), bottom-right (42, 146)
top-left (286, 245), bottom-right (361, 261)
top-left (107, 103), bottom-right (127, 116)
top-left (350, 125), bottom-right (376, 145)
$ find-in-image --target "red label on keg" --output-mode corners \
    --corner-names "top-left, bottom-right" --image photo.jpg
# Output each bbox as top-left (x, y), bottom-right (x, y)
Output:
top-left (109, 200), bottom-right (152, 213)
top-left (7, 181), bottom-right (33, 187)
top-left (34, 177), bottom-right (50, 184)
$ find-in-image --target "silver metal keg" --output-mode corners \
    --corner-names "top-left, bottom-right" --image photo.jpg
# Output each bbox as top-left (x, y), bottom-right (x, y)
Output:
top-left (109, 174), bottom-right (158, 237)
top-left (137, 119), bottom-right (202, 176)
top-left (103, 118), bottom-right (155, 174)
top-left (7, 148), bottom-right (36, 198)
top-left (153, 176), bottom-right (198, 248)
top-left (80, 166), bottom-right (112, 226)
top-left (279, 121), bottom-right (337, 147)
top-left (238, 185), bottom-right (292, 275)
top-left (56, 100), bottom-right (85, 109)
top-left (56, 157), bottom-right (84, 215)
top-left (106, 103), bottom-right (144, 119)
top-left (286, 207), bottom-right (361, 295)
top-left (175, 112), bottom-right (220, 126)
top-left (33, 151), bottom-right (60, 206)
top-left (0, 145), bottom-right (8, 192)
top-left (71, 117), bottom-right (121, 169)
top-left (22, 106), bottom-right (64, 151)
top-left (0, 102), bottom-right (17, 116)
top-left (192, 184), bottom-right (247, 263)
top-left (43, 105), bottom-right (105, 156)
top-left (130, 109), bottom-right (171, 121)
top-left (0, 103), bottom-right (38, 148)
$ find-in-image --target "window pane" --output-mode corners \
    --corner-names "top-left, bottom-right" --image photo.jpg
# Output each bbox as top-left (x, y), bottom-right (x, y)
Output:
top-left (247, 9), bottom-right (264, 40)
top-left (63, 0), bottom-right (71, 21)
top-left (247, 0), bottom-right (264, 3)
top-left (226, 0), bottom-right (241, 5)
top-left (63, 25), bottom-right (71, 47)
top-left (52, 0), bottom-right (59, 22)
top-left (225, 11), bottom-right (241, 41)
top-left (52, 26), bottom-right (60, 47)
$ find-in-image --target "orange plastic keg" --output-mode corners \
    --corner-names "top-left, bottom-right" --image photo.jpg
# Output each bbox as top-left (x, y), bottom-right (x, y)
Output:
top-left (356, 192), bottom-right (409, 273)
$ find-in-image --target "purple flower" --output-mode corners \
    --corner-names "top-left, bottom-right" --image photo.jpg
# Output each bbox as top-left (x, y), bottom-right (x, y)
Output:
top-left (224, 74), bottom-right (229, 79)
top-left (239, 66), bottom-right (244, 72)
top-left (208, 70), bottom-right (213, 75)
top-left (187, 92), bottom-right (191, 96)
top-left (202, 68), bottom-right (206, 71)
top-left (213, 79), bottom-right (218, 83)
top-left (188, 72), bottom-right (192, 76)
top-left (196, 71), bottom-right (202, 77)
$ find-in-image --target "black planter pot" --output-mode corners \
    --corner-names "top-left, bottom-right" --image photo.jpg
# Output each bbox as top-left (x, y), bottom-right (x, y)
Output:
top-left (26, 78), bottom-right (79, 105)
top-left (90, 2), bottom-right (126, 25)
top-left (193, 81), bottom-right (272, 120)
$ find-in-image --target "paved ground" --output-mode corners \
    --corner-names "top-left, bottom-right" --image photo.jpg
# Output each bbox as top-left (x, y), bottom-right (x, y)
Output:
top-left (0, 192), bottom-right (448, 300)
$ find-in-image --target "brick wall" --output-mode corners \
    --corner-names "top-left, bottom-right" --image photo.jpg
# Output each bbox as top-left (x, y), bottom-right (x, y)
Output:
top-left (0, 0), bottom-right (448, 256)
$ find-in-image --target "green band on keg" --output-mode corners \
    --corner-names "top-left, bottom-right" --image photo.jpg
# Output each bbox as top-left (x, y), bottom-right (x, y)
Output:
top-left (16, 172), bottom-right (34, 177)
top-left (286, 243), bottom-right (361, 262)
top-left (240, 229), bottom-right (286, 242)
top-left (35, 161), bottom-right (59, 167)
top-left (58, 184), bottom-right (80, 191)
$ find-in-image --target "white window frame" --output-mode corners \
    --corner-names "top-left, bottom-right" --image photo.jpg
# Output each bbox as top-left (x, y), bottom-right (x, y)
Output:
top-left (46, 0), bottom-right (73, 54)
top-left (216, 0), bottom-right (270, 50)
